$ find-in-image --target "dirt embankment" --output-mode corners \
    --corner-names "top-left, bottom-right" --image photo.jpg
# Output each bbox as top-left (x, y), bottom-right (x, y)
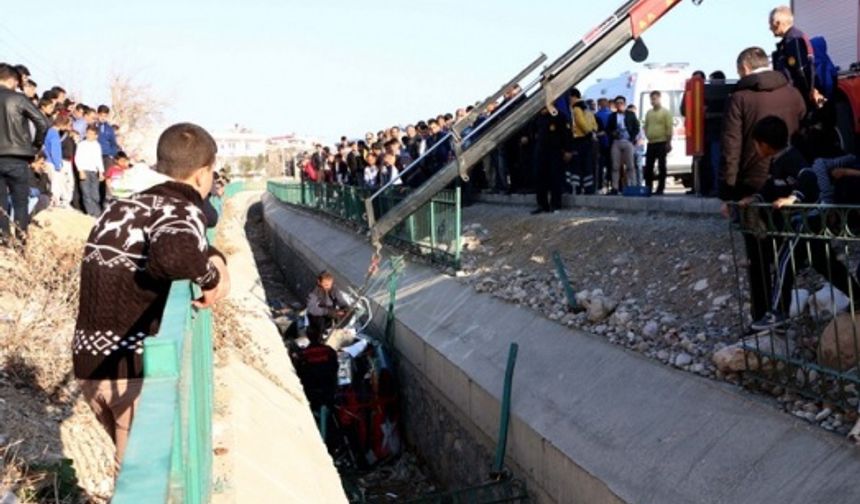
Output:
top-left (0, 209), bottom-right (114, 503)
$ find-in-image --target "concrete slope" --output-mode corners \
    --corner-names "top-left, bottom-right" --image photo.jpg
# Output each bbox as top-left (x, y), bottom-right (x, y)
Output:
top-left (213, 192), bottom-right (347, 504)
top-left (263, 193), bottom-right (860, 504)
top-left (214, 351), bottom-right (347, 504)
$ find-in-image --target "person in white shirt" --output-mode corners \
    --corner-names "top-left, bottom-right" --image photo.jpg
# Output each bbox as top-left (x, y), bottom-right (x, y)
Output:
top-left (75, 125), bottom-right (104, 216)
top-left (381, 153), bottom-right (403, 186)
top-left (363, 153), bottom-right (380, 188)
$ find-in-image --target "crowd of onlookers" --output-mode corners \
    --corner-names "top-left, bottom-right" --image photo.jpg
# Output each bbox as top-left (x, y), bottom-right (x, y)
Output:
top-left (291, 5), bottom-right (846, 223)
top-left (295, 86), bottom-right (668, 207)
top-left (0, 62), bottom-right (130, 244)
top-left (0, 62), bottom-right (232, 246)
top-left (293, 5), bottom-right (858, 333)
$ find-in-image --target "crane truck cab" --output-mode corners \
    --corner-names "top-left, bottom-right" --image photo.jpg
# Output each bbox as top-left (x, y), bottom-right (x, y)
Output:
top-left (585, 63), bottom-right (694, 187)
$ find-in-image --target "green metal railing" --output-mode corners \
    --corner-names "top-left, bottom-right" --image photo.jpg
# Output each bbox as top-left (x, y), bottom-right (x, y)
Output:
top-left (267, 181), bottom-right (462, 268)
top-left (113, 281), bottom-right (214, 504)
top-left (112, 183), bottom-right (245, 502)
top-left (223, 181), bottom-right (245, 198)
top-left (729, 203), bottom-right (860, 410)
top-left (207, 196), bottom-right (222, 244)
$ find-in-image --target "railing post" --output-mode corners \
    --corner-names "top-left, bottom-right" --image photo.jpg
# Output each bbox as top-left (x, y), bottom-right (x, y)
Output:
top-left (407, 214), bottom-right (416, 244)
top-left (454, 186), bottom-right (462, 268)
top-left (429, 199), bottom-right (437, 251)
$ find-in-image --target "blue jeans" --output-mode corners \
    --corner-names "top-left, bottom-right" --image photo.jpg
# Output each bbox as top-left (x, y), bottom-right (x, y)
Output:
top-left (0, 156), bottom-right (30, 239)
top-left (80, 171), bottom-right (102, 217)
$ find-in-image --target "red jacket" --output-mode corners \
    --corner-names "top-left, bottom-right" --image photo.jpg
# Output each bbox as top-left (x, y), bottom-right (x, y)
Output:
top-left (302, 159), bottom-right (318, 182)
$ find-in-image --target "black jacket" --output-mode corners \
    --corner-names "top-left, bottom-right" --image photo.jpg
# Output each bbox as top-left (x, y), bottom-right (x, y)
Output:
top-left (773, 26), bottom-right (814, 104)
top-left (0, 87), bottom-right (49, 158)
top-left (306, 286), bottom-right (347, 319)
top-left (605, 110), bottom-right (641, 143)
top-left (754, 146), bottom-right (814, 203)
top-left (346, 151), bottom-right (365, 177)
top-left (61, 133), bottom-right (76, 161)
top-left (533, 111), bottom-right (574, 160)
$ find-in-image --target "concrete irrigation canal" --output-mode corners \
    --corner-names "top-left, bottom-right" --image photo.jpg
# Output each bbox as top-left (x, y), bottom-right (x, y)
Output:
top-left (247, 187), bottom-right (860, 504)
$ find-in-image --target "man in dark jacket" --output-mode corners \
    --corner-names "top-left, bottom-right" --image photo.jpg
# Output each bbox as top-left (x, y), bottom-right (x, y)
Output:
top-left (311, 144), bottom-right (325, 174)
top-left (720, 47), bottom-right (806, 203)
top-left (346, 141), bottom-right (365, 184)
top-left (0, 63), bottom-right (50, 242)
top-left (769, 6), bottom-right (815, 110)
top-left (532, 107), bottom-right (574, 214)
top-left (96, 105), bottom-right (119, 167)
top-left (720, 47), bottom-right (806, 323)
top-left (605, 95), bottom-right (641, 194)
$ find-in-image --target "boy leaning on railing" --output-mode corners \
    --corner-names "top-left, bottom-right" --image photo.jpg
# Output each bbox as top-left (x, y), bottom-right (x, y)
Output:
top-left (737, 116), bottom-right (860, 332)
top-left (71, 123), bottom-right (231, 475)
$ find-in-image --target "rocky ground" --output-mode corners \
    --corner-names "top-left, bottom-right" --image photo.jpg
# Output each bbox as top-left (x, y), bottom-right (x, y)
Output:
top-left (456, 203), bottom-right (860, 438)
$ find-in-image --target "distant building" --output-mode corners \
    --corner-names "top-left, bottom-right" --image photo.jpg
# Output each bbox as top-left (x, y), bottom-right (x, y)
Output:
top-left (267, 134), bottom-right (318, 154)
top-left (214, 125), bottom-right (268, 161)
top-left (265, 134), bottom-right (320, 178)
top-left (214, 127), bottom-right (320, 179)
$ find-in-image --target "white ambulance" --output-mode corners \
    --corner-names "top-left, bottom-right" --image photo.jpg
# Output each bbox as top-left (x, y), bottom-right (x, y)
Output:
top-left (584, 63), bottom-right (694, 187)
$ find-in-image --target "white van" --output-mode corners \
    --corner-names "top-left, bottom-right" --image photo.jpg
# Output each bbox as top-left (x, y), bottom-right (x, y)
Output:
top-left (584, 63), bottom-right (694, 187)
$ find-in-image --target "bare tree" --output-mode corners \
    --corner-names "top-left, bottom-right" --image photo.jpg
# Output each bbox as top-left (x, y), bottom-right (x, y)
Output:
top-left (108, 73), bottom-right (168, 161)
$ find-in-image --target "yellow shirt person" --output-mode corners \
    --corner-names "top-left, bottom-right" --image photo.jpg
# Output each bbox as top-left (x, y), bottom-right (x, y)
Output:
top-left (643, 101), bottom-right (674, 144)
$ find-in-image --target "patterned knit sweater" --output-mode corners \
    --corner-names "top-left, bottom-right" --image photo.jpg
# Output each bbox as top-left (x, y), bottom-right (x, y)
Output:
top-left (73, 181), bottom-right (224, 380)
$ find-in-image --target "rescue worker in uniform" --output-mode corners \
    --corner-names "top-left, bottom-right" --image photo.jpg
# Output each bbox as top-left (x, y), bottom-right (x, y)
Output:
top-left (570, 88), bottom-right (598, 195)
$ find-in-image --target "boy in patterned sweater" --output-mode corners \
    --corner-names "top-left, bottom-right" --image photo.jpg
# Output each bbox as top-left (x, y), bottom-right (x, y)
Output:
top-left (72, 122), bottom-right (230, 472)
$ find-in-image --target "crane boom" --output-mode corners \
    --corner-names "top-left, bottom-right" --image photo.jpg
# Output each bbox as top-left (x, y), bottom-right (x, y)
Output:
top-left (367, 0), bottom-right (696, 250)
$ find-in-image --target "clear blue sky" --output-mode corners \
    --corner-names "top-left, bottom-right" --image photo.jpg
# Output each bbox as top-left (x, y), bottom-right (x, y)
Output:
top-left (2, 1), bottom-right (778, 143)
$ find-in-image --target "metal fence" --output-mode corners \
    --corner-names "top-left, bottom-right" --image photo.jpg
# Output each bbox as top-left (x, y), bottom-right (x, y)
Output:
top-left (112, 281), bottom-right (214, 504)
top-left (729, 203), bottom-right (860, 411)
top-left (267, 180), bottom-right (462, 268)
top-left (111, 183), bottom-right (239, 502)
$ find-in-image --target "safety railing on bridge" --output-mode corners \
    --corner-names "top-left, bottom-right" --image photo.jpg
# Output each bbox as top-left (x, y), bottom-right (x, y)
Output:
top-left (729, 203), bottom-right (860, 412)
top-left (268, 180), bottom-right (462, 268)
